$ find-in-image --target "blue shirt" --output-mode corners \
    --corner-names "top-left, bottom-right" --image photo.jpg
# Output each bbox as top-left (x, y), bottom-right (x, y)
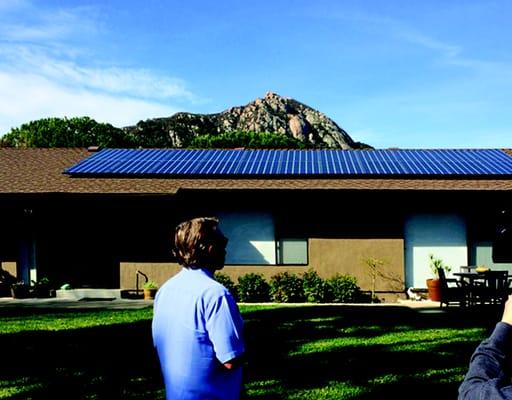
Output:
top-left (152, 267), bottom-right (245, 400)
top-left (459, 322), bottom-right (512, 399)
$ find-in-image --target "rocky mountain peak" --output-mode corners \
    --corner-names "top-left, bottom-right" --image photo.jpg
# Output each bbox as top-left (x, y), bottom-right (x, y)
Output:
top-left (264, 91), bottom-right (284, 101)
top-left (124, 92), bottom-right (367, 149)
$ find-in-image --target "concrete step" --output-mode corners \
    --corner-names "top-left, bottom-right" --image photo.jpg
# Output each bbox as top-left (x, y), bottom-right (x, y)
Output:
top-left (56, 288), bottom-right (121, 300)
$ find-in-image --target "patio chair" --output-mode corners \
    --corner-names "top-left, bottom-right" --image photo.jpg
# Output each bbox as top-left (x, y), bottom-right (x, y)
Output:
top-left (458, 266), bottom-right (477, 287)
top-left (472, 271), bottom-right (510, 305)
top-left (493, 271), bottom-right (510, 304)
top-left (459, 266), bottom-right (476, 273)
top-left (438, 267), bottom-right (467, 308)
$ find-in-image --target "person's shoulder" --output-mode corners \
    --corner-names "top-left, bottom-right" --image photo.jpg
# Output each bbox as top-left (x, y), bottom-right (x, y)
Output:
top-left (157, 277), bottom-right (174, 292)
top-left (199, 277), bottom-right (233, 303)
top-left (205, 277), bottom-right (230, 295)
top-left (188, 269), bottom-right (226, 291)
top-left (202, 282), bottom-right (239, 318)
top-left (160, 270), bottom-right (183, 286)
top-left (154, 270), bottom-right (184, 296)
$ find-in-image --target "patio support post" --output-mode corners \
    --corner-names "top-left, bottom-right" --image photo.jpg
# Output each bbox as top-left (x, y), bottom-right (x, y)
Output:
top-left (17, 208), bottom-right (37, 284)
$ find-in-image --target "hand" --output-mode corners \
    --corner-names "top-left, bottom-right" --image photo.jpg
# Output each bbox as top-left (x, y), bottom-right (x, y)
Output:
top-left (501, 295), bottom-right (512, 326)
top-left (223, 355), bottom-right (244, 370)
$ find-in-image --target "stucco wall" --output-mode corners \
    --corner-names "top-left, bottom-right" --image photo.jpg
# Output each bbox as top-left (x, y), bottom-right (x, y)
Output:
top-left (120, 262), bottom-right (181, 290)
top-left (1, 261), bottom-right (17, 278)
top-left (120, 262), bottom-right (310, 289)
top-left (404, 214), bottom-right (468, 288)
top-left (120, 237), bottom-right (405, 301)
top-left (310, 238), bottom-right (405, 294)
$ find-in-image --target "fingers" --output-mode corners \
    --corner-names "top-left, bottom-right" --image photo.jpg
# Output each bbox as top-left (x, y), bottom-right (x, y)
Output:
top-left (501, 295), bottom-right (512, 325)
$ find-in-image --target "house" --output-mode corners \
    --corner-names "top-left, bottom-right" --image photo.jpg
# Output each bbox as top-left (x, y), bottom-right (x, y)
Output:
top-left (1, 147), bottom-right (511, 301)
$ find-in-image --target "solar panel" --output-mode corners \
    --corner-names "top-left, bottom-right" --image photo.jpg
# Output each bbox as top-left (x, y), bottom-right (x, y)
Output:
top-left (65, 149), bottom-right (512, 177)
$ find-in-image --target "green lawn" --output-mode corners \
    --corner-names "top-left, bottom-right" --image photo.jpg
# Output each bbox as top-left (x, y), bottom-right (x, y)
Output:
top-left (0, 304), bottom-right (501, 399)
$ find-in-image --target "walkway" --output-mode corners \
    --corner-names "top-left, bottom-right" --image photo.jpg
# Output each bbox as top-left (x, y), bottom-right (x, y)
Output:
top-left (0, 297), bottom-right (153, 310)
top-left (0, 297), bottom-right (442, 310)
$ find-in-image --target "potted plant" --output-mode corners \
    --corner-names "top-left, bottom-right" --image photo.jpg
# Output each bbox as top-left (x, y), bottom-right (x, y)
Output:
top-left (426, 254), bottom-right (451, 301)
top-left (31, 277), bottom-right (54, 298)
top-left (11, 281), bottom-right (30, 299)
top-left (143, 281), bottom-right (158, 300)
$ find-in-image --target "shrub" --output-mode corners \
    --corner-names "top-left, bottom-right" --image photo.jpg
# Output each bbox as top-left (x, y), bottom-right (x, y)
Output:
top-left (31, 277), bottom-right (53, 298)
top-left (302, 269), bottom-right (333, 303)
top-left (328, 274), bottom-right (360, 303)
top-left (189, 130), bottom-right (307, 149)
top-left (214, 272), bottom-right (237, 298)
top-left (237, 273), bottom-right (270, 302)
top-left (269, 272), bottom-right (305, 303)
top-left (143, 281), bottom-right (158, 289)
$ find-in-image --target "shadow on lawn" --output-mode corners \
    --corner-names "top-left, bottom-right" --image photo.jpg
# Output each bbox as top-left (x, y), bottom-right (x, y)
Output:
top-left (0, 311), bottom-right (163, 400)
top-left (242, 305), bottom-right (503, 400)
top-left (0, 305), bottom-right (503, 399)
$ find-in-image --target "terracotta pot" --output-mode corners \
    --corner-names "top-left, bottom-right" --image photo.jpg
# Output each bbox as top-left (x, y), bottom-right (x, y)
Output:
top-left (11, 285), bottom-right (30, 299)
top-left (426, 278), bottom-right (441, 301)
top-left (144, 288), bottom-right (157, 300)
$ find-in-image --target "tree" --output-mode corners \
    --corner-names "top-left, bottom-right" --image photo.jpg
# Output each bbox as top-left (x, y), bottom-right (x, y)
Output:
top-left (0, 117), bottom-right (134, 148)
top-left (363, 257), bottom-right (405, 303)
top-left (188, 131), bottom-right (308, 149)
top-left (364, 257), bottom-right (385, 303)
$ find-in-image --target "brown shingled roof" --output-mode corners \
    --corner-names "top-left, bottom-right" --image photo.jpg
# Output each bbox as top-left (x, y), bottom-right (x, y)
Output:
top-left (0, 148), bottom-right (511, 194)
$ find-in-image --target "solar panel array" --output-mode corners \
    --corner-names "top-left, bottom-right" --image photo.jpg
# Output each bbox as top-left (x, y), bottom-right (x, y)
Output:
top-left (65, 148), bottom-right (512, 177)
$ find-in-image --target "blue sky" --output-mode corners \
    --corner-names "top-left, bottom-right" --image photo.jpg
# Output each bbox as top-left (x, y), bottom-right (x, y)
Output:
top-left (0, 0), bottom-right (510, 148)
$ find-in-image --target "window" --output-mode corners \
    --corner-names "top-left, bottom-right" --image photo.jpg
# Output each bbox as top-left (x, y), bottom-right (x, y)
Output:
top-left (277, 239), bottom-right (308, 265)
top-left (218, 211), bottom-right (308, 265)
top-left (218, 211), bottom-right (276, 264)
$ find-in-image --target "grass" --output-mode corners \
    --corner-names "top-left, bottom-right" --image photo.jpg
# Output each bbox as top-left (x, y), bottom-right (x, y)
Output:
top-left (0, 303), bottom-right (502, 399)
top-left (0, 308), bottom-right (154, 334)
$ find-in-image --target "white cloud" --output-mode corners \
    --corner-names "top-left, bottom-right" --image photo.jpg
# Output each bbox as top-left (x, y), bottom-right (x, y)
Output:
top-left (0, 1), bottom-right (199, 135)
top-left (0, 46), bottom-right (196, 133)
top-left (312, 6), bottom-right (512, 79)
top-left (396, 30), bottom-right (461, 59)
top-left (0, 72), bottom-right (180, 135)
top-left (1, 47), bottom-right (195, 101)
top-left (0, 0), bottom-right (29, 11)
top-left (394, 26), bottom-right (512, 82)
top-left (0, 1), bottom-right (100, 41)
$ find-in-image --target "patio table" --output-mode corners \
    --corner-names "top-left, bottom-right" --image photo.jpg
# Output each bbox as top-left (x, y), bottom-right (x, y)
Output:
top-left (453, 271), bottom-right (509, 306)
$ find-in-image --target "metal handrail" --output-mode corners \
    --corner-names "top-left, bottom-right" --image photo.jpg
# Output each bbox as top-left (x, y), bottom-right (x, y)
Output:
top-left (135, 270), bottom-right (149, 296)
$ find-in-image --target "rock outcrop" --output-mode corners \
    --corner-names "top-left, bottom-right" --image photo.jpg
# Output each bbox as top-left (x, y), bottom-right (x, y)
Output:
top-left (124, 92), bottom-right (368, 149)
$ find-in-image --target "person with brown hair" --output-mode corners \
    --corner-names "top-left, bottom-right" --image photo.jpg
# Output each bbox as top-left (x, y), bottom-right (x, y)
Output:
top-left (152, 217), bottom-right (245, 400)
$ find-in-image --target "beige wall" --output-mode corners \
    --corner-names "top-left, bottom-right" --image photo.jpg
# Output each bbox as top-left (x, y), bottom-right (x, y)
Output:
top-left (120, 262), bottom-right (310, 289)
top-left (1, 262), bottom-right (17, 278)
top-left (310, 239), bottom-right (404, 291)
top-left (121, 237), bottom-right (405, 301)
top-left (310, 238), bottom-right (405, 302)
top-left (120, 262), bottom-right (181, 290)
